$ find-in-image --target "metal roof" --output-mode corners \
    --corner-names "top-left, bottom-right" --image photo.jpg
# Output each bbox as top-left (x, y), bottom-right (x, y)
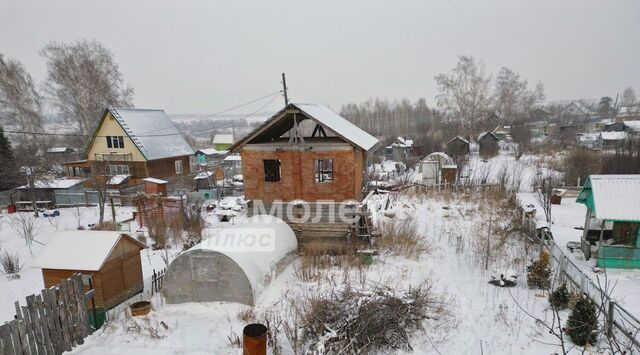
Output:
top-left (107, 108), bottom-right (194, 160)
top-left (228, 103), bottom-right (379, 152)
top-left (577, 175), bottom-right (640, 221)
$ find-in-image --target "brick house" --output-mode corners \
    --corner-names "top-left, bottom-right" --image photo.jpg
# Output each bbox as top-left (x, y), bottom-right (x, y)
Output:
top-left (228, 103), bottom-right (380, 246)
top-left (65, 108), bottom-right (194, 185)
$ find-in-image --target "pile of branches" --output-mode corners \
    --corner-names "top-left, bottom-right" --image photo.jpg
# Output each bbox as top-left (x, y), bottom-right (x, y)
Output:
top-left (300, 282), bottom-right (445, 354)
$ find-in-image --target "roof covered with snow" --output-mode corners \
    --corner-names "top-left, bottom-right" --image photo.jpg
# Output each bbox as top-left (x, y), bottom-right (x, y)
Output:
top-left (447, 136), bottom-right (469, 144)
top-left (142, 177), bottom-right (168, 184)
top-left (32, 231), bottom-right (146, 271)
top-left (224, 155), bottom-right (241, 161)
top-left (599, 131), bottom-right (628, 141)
top-left (577, 175), bottom-right (640, 221)
top-left (196, 148), bottom-right (228, 156)
top-left (228, 103), bottom-right (379, 152)
top-left (194, 171), bottom-right (213, 180)
top-left (625, 120), bottom-right (640, 131)
top-left (212, 134), bottom-right (234, 145)
top-left (17, 178), bottom-right (84, 190)
top-left (108, 174), bottom-right (129, 185)
top-left (105, 108), bottom-right (194, 160)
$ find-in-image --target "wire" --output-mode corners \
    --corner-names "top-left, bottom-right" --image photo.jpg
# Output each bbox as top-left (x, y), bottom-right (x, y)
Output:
top-left (4, 92), bottom-right (284, 138)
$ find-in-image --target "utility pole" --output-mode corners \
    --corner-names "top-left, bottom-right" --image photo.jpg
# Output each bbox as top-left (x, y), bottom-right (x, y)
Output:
top-left (281, 72), bottom-right (289, 106)
top-left (610, 93), bottom-right (619, 122)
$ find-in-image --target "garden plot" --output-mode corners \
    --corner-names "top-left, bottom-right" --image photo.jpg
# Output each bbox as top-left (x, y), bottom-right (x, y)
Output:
top-left (72, 190), bottom-right (575, 354)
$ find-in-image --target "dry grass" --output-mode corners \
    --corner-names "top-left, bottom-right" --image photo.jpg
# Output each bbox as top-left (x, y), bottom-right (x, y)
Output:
top-left (376, 215), bottom-right (430, 258)
top-left (91, 221), bottom-right (115, 231)
top-left (0, 250), bottom-right (22, 275)
top-left (236, 306), bottom-right (256, 323)
top-left (295, 241), bottom-right (363, 282)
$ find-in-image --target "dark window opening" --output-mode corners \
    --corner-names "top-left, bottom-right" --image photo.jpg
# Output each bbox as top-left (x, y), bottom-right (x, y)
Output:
top-left (107, 136), bottom-right (125, 149)
top-left (263, 159), bottom-right (281, 182)
top-left (315, 159), bottom-right (334, 183)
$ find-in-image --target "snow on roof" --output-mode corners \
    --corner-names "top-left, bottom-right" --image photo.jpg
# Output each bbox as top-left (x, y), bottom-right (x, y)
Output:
top-left (295, 104), bottom-right (379, 151)
top-left (196, 148), bottom-right (228, 156)
top-left (143, 177), bottom-right (168, 184)
top-left (46, 147), bottom-right (74, 153)
top-left (32, 231), bottom-right (145, 271)
top-left (194, 171), bottom-right (213, 180)
top-left (477, 131), bottom-right (497, 141)
top-left (17, 178), bottom-right (84, 190)
top-left (107, 108), bottom-right (194, 160)
top-left (584, 175), bottom-right (640, 221)
top-left (108, 174), bottom-right (129, 185)
top-left (578, 133), bottom-right (599, 142)
top-left (188, 215), bottom-right (297, 295)
top-left (224, 155), bottom-right (241, 161)
top-left (625, 120), bottom-right (640, 131)
top-left (448, 136), bottom-right (469, 144)
top-left (212, 134), bottom-right (234, 145)
top-left (617, 106), bottom-right (640, 117)
top-left (599, 131), bottom-right (628, 141)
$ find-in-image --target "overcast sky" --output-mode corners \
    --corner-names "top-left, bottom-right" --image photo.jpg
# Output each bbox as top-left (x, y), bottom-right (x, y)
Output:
top-left (1, 0), bottom-right (639, 115)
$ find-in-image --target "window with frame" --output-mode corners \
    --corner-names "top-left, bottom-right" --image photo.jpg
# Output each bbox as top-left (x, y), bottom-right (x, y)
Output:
top-left (175, 160), bottom-right (184, 174)
top-left (109, 164), bottom-right (129, 175)
top-left (106, 136), bottom-right (125, 149)
top-left (263, 159), bottom-right (281, 182)
top-left (315, 159), bottom-right (334, 183)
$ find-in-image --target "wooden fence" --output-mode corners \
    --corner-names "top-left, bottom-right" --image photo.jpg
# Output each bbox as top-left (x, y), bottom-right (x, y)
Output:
top-left (0, 274), bottom-right (93, 355)
top-left (151, 268), bottom-right (166, 295)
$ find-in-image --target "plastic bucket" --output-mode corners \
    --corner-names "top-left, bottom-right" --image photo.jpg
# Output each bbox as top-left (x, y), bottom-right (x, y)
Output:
top-left (7, 205), bottom-right (16, 214)
top-left (243, 323), bottom-right (267, 355)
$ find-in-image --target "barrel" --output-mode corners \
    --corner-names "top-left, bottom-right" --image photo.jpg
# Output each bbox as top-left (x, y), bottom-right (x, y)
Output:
top-left (7, 205), bottom-right (16, 214)
top-left (243, 323), bottom-right (267, 355)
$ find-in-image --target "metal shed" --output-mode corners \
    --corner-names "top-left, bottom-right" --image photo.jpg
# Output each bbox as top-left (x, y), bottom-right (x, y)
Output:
top-left (163, 215), bottom-right (298, 305)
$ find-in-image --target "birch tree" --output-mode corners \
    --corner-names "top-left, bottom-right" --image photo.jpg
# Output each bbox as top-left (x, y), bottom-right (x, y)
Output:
top-left (41, 39), bottom-right (134, 136)
top-left (434, 55), bottom-right (492, 136)
top-left (0, 54), bottom-right (44, 137)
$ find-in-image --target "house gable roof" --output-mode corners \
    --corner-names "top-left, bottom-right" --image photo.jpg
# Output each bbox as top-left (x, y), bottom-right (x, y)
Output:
top-left (228, 103), bottom-right (380, 152)
top-left (32, 231), bottom-right (146, 271)
top-left (86, 108), bottom-right (194, 161)
top-left (576, 175), bottom-right (640, 221)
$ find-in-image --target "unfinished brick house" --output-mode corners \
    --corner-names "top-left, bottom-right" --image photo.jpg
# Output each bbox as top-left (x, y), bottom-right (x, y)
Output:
top-left (228, 103), bottom-right (380, 246)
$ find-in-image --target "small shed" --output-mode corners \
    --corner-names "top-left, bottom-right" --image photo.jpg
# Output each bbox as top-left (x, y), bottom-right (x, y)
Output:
top-left (478, 132), bottom-right (499, 158)
top-left (577, 175), bottom-right (640, 268)
top-left (445, 136), bottom-right (470, 157)
top-left (603, 121), bottom-right (628, 132)
top-left (164, 215), bottom-right (297, 305)
top-left (32, 231), bottom-right (146, 308)
top-left (598, 131), bottom-right (627, 150)
top-left (143, 177), bottom-right (168, 195)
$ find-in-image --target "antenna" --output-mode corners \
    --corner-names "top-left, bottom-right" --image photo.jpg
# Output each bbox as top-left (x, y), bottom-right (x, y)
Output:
top-left (281, 73), bottom-right (289, 106)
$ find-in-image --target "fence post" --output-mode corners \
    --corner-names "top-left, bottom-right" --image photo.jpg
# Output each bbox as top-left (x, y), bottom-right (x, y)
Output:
top-left (607, 301), bottom-right (615, 338)
top-left (559, 257), bottom-right (566, 285)
top-left (152, 269), bottom-right (157, 295)
top-left (580, 273), bottom-right (587, 293)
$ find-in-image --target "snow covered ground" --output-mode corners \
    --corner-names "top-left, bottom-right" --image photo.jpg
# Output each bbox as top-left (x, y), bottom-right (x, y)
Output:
top-left (67, 191), bottom-right (577, 354)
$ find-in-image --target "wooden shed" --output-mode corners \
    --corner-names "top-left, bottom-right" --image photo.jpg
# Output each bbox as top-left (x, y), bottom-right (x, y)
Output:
top-left (478, 132), bottom-right (499, 158)
top-left (32, 231), bottom-right (147, 309)
top-left (445, 136), bottom-right (470, 157)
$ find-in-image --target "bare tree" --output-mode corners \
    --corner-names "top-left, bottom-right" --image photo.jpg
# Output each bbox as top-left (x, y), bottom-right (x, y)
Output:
top-left (510, 122), bottom-right (532, 160)
top-left (41, 39), bottom-right (134, 137)
top-left (87, 161), bottom-right (114, 225)
top-left (534, 173), bottom-right (559, 224)
top-left (622, 86), bottom-right (636, 107)
top-left (0, 54), bottom-right (44, 136)
top-left (8, 212), bottom-right (42, 256)
top-left (435, 55), bottom-right (492, 136)
top-left (493, 67), bottom-right (544, 123)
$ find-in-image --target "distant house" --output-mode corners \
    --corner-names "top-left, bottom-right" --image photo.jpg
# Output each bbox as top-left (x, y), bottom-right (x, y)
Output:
top-left (577, 133), bottom-right (599, 149)
top-left (491, 126), bottom-right (508, 140)
top-left (446, 136), bottom-right (470, 157)
top-left (385, 137), bottom-right (414, 163)
top-left (212, 134), bottom-right (234, 151)
top-left (625, 120), bottom-right (640, 134)
top-left (195, 148), bottom-right (228, 165)
top-left (32, 231), bottom-right (146, 308)
top-left (576, 175), bottom-right (640, 269)
top-left (46, 147), bottom-right (75, 155)
top-left (73, 108), bottom-right (194, 184)
top-left (603, 121), bottom-right (628, 132)
top-left (16, 178), bottom-right (86, 209)
top-left (616, 106), bottom-right (640, 122)
top-left (478, 132), bottom-right (499, 158)
top-left (598, 131), bottom-right (627, 149)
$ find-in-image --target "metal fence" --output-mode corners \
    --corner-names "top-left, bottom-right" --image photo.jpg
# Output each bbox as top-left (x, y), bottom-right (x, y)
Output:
top-left (544, 236), bottom-right (640, 349)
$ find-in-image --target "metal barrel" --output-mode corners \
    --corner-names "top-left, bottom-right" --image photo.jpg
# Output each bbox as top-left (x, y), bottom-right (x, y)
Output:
top-left (243, 323), bottom-right (267, 355)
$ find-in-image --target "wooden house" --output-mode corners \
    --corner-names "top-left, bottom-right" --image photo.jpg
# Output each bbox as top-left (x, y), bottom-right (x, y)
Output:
top-left (384, 137), bottom-right (414, 163)
top-left (598, 131), bottom-right (627, 150)
top-left (603, 121), bottom-right (628, 132)
top-left (577, 175), bottom-right (640, 269)
top-left (228, 103), bottom-right (379, 246)
top-left (212, 133), bottom-right (234, 151)
top-left (446, 136), bottom-right (470, 157)
top-left (478, 132), bottom-right (499, 158)
top-left (32, 231), bottom-right (146, 309)
top-left (74, 108), bottom-right (194, 184)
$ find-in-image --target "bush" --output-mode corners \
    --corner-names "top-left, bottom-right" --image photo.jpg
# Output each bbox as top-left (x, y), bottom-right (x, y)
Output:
top-left (0, 250), bottom-right (22, 275)
top-left (566, 295), bottom-right (598, 346)
top-left (376, 216), bottom-right (430, 258)
top-left (527, 251), bottom-right (551, 289)
top-left (299, 283), bottom-right (446, 353)
top-left (549, 284), bottom-right (570, 309)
